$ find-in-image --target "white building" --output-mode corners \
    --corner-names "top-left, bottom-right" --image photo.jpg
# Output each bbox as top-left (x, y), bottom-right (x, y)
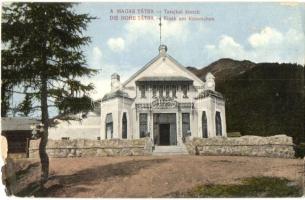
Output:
top-left (100, 45), bottom-right (227, 146)
top-left (48, 111), bottom-right (101, 140)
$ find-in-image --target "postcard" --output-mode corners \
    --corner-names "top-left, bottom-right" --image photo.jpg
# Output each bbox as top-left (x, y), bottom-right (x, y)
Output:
top-left (1, 1), bottom-right (304, 198)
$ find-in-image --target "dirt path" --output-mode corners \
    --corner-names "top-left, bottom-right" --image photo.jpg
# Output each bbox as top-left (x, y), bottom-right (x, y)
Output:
top-left (13, 156), bottom-right (304, 197)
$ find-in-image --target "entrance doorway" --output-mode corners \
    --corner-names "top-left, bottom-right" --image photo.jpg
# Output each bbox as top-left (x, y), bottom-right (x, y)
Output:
top-left (159, 124), bottom-right (170, 145)
top-left (153, 113), bottom-right (177, 145)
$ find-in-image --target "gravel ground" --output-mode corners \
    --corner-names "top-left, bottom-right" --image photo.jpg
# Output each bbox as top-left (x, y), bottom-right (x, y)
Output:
top-left (8, 155), bottom-right (304, 197)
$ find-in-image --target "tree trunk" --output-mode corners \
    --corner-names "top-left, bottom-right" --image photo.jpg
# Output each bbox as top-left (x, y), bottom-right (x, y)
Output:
top-left (40, 9), bottom-right (49, 186)
top-left (39, 75), bottom-right (49, 186)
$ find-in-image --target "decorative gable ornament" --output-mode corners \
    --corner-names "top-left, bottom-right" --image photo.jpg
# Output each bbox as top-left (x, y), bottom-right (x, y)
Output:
top-left (159, 44), bottom-right (168, 57)
top-left (205, 72), bottom-right (215, 91)
top-left (152, 97), bottom-right (178, 109)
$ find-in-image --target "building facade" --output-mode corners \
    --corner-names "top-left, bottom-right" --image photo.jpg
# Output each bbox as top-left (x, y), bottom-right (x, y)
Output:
top-left (48, 111), bottom-right (101, 140)
top-left (100, 45), bottom-right (227, 146)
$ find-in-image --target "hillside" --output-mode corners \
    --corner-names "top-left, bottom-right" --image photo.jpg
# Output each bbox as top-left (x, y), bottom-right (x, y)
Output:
top-left (189, 59), bottom-right (305, 144)
top-left (187, 58), bottom-right (256, 81)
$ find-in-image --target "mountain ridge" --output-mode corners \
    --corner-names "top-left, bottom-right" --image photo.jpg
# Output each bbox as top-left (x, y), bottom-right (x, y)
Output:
top-left (187, 58), bottom-right (256, 81)
top-left (187, 58), bottom-right (304, 144)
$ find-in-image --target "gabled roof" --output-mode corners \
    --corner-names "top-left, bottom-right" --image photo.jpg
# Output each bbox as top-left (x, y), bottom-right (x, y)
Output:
top-left (122, 54), bottom-right (161, 86)
top-left (166, 54), bottom-right (205, 84)
top-left (122, 50), bottom-right (205, 87)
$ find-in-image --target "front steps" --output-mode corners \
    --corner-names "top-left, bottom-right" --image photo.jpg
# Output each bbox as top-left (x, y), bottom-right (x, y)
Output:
top-left (152, 145), bottom-right (189, 156)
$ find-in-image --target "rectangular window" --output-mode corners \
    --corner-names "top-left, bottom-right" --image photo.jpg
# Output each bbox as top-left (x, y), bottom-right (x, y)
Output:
top-left (140, 85), bottom-right (146, 98)
top-left (165, 85), bottom-right (170, 97)
top-left (7, 134), bottom-right (29, 154)
top-left (172, 85), bottom-right (177, 98)
top-left (182, 85), bottom-right (188, 98)
top-left (182, 113), bottom-right (190, 138)
top-left (139, 113), bottom-right (148, 138)
top-left (152, 85), bottom-right (157, 98)
top-left (159, 86), bottom-right (163, 97)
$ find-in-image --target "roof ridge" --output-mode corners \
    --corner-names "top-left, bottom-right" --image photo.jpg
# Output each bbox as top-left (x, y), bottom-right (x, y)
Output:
top-left (122, 54), bottom-right (161, 87)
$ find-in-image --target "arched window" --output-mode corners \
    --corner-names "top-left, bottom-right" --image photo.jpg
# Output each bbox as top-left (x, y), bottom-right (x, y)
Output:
top-left (182, 113), bottom-right (190, 138)
top-left (105, 113), bottom-right (113, 139)
top-left (202, 111), bottom-right (208, 138)
top-left (215, 111), bottom-right (222, 136)
top-left (139, 113), bottom-right (148, 138)
top-left (122, 112), bottom-right (127, 139)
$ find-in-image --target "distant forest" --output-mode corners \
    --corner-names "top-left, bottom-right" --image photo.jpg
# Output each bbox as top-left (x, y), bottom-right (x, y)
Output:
top-left (189, 59), bottom-right (304, 144)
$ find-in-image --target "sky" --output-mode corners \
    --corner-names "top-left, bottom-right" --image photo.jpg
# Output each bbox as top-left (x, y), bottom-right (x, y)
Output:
top-left (4, 2), bottom-right (305, 117)
top-left (74, 2), bottom-right (305, 100)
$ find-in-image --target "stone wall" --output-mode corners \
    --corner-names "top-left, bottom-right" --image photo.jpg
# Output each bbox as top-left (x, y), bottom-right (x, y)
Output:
top-left (29, 137), bottom-right (153, 158)
top-left (185, 135), bottom-right (295, 158)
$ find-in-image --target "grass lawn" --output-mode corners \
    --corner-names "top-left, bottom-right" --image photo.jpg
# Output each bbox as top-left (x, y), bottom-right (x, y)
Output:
top-left (169, 177), bottom-right (303, 197)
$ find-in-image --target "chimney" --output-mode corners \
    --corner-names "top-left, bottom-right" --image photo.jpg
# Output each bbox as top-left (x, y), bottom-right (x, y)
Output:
top-left (111, 73), bottom-right (120, 91)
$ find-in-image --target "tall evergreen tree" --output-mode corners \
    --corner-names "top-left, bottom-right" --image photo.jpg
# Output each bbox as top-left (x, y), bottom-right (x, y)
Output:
top-left (2, 3), bottom-right (97, 185)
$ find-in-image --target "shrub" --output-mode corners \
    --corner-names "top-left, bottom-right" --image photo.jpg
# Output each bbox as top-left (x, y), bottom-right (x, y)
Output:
top-left (294, 143), bottom-right (305, 158)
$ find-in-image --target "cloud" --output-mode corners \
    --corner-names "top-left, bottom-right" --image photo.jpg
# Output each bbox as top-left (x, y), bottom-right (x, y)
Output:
top-left (123, 17), bottom-right (190, 46)
top-left (83, 63), bottom-right (136, 100)
top-left (85, 44), bottom-right (140, 100)
top-left (218, 35), bottom-right (244, 53)
top-left (107, 37), bottom-right (125, 52)
top-left (87, 75), bottom-right (132, 100)
top-left (205, 26), bottom-right (304, 64)
top-left (248, 27), bottom-right (283, 48)
top-left (162, 19), bottom-right (190, 41)
top-left (83, 78), bottom-right (110, 100)
top-left (206, 35), bottom-right (246, 60)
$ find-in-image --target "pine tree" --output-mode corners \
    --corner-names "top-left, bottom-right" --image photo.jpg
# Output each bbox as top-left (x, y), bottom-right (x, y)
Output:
top-left (2, 3), bottom-right (97, 186)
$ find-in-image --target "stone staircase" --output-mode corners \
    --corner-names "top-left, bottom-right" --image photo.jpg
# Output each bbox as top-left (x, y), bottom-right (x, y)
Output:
top-left (152, 144), bottom-right (189, 156)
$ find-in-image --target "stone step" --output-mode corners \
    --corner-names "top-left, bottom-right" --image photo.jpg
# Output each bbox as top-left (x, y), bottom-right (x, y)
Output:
top-left (152, 145), bottom-right (189, 156)
top-left (152, 152), bottom-right (189, 156)
top-left (153, 146), bottom-right (188, 152)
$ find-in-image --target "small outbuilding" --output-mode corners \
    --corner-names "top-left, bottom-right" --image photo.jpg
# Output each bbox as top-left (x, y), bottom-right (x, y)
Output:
top-left (1, 117), bottom-right (40, 158)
